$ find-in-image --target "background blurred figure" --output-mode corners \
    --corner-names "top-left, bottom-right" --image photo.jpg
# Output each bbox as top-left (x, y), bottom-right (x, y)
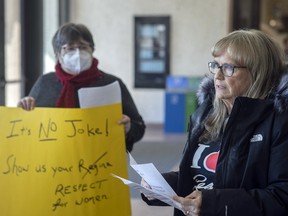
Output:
top-left (141, 29), bottom-right (288, 216)
top-left (18, 22), bottom-right (145, 152)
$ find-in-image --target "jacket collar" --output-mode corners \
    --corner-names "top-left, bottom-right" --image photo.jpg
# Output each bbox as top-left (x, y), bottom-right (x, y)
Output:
top-left (273, 73), bottom-right (288, 113)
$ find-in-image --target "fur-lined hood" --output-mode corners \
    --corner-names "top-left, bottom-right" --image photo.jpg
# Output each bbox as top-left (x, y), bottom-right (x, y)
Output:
top-left (196, 72), bottom-right (288, 113)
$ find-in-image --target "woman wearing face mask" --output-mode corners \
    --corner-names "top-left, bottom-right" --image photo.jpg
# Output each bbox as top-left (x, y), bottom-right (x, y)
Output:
top-left (17, 22), bottom-right (145, 152)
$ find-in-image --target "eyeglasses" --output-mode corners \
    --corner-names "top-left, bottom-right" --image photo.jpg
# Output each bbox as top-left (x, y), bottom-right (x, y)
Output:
top-left (208, 61), bottom-right (247, 77)
top-left (61, 43), bottom-right (91, 53)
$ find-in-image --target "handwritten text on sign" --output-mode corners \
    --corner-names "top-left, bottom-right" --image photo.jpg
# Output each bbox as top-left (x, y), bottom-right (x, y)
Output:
top-left (0, 105), bottom-right (130, 216)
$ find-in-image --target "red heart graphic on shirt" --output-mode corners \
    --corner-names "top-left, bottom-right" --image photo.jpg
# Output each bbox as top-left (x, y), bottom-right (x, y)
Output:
top-left (204, 152), bottom-right (219, 173)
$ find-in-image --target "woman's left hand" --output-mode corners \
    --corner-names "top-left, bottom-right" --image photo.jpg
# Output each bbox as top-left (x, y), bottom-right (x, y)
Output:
top-left (118, 115), bottom-right (131, 134)
top-left (173, 190), bottom-right (202, 216)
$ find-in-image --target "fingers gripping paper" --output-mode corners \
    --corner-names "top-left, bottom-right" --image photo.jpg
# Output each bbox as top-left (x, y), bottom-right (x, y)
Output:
top-left (0, 105), bottom-right (130, 216)
top-left (113, 154), bottom-right (182, 211)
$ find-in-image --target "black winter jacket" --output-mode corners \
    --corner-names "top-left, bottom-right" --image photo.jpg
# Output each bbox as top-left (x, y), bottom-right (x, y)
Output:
top-left (143, 74), bottom-right (288, 216)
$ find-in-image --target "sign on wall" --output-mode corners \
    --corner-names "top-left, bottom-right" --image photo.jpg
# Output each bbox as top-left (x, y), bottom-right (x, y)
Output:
top-left (134, 16), bottom-right (170, 88)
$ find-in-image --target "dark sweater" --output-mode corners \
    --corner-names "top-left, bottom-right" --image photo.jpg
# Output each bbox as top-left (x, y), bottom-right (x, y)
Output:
top-left (28, 71), bottom-right (145, 152)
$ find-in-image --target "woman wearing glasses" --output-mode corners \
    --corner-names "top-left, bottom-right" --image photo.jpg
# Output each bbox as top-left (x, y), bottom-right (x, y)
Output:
top-left (142, 29), bottom-right (288, 215)
top-left (17, 22), bottom-right (145, 152)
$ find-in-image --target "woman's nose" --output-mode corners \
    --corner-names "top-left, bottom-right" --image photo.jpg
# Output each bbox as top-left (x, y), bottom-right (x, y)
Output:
top-left (214, 68), bottom-right (225, 80)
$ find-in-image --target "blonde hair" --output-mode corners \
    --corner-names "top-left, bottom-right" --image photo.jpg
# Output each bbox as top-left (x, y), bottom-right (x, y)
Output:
top-left (201, 29), bottom-right (285, 142)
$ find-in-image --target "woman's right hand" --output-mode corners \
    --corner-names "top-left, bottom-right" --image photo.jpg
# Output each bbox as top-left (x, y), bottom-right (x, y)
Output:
top-left (17, 96), bottom-right (36, 110)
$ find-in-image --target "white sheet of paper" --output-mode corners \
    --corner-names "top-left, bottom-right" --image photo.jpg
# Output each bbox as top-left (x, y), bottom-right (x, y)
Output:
top-left (78, 81), bottom-right (121, 108)
top-left (129, 160), bottom-right (177, 196)
top-left (112, 153), bottom-right (182, 210)
top-left (111, 174), bottom-right (182, 211)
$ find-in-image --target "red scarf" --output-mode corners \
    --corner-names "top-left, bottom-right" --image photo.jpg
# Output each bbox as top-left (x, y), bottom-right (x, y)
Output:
top-left (55, 58), bottom-right (102, 108)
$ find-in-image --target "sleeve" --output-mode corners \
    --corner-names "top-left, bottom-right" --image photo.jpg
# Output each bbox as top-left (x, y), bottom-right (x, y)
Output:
top-left (28, 73), bottom-right (61, 107)
top-left (118, 80), bottom-right (146, 152)
top-left (200, 113), bottom-right (288, 216)
top-left (28, 75), bottom-right (44, 99)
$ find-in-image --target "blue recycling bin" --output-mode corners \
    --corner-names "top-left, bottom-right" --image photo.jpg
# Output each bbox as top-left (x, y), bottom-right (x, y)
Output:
top-left (164, 76), bottom-right (187, 133)
top-left (164, 76), bottom-right (201, 133)
top-left (164, 92), bottom-right (186, 133)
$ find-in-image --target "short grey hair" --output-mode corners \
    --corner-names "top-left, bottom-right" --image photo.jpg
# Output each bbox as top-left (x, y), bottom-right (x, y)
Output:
top-left (52, 22), bottom-right (95, 56)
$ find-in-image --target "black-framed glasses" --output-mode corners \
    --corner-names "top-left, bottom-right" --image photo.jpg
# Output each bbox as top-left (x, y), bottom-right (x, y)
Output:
top-left (208, 61), bottom-right (247, 77)
top-left (61, 42), bottom-right (92, 54)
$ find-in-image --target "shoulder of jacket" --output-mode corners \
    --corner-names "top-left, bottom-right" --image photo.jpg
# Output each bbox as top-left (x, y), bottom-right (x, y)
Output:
top-left (273, 73), bottom-right (288, 113)
top-left (99, 71), bottom-right (126, 85)
top-left (37, 72), bottom-right (57, 82)
top-left (100, 71), bottom-right (121, 80)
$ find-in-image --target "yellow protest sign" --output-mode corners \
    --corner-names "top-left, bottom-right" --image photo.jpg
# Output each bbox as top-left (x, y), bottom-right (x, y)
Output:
top-left (0, 105), bottom-right (130, 216)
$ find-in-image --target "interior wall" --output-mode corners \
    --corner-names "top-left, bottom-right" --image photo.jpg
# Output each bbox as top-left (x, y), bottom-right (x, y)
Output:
top-left (69, 0), bottom-right (230, 124)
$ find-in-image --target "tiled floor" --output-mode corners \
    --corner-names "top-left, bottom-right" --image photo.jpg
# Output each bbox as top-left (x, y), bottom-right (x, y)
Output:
top-left (128, 124), bottom-right (187, 216)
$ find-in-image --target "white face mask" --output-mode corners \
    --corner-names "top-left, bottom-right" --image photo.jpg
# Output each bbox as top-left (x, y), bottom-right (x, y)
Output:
top-left (61, 49), bottom-right (92, 75)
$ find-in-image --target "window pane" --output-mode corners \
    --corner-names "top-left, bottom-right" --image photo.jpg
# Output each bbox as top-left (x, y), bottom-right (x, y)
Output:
top-left (43, 0), bottom-right (58, 74)
top-left (5, 82), bottom-right (21, 107)
top-left (5, 0), bottom-right (21, 106)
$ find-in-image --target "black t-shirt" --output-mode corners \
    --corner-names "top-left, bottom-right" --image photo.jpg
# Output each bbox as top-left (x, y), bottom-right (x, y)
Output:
top-left (190, 141), bottom-right (220, 191)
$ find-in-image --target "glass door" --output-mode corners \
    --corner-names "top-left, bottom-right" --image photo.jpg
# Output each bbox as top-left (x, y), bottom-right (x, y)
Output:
top-left (2, 0), bottom-right (21, 106)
